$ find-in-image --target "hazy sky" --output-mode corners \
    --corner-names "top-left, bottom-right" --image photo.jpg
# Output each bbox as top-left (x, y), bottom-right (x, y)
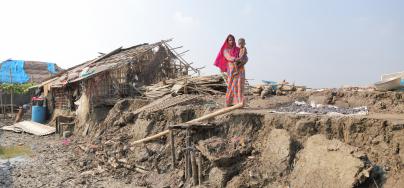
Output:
top-left (0, 0), bottom-right (403, 88)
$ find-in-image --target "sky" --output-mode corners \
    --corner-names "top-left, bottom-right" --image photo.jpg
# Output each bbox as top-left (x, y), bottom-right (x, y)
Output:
top-left (0, 0), bottom-right (403, 88)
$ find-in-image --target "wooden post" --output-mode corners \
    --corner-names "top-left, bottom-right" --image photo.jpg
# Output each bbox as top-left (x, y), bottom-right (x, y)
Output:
top-left (186, 129), bottom-right (192, 179)
top-left (14, 107), bottom-right (23, 123)
top-left (132, 103), bottom-right (243, 145)
top-left (184, 150), bottom-right (189, 181)
top-left (197, 152), bottom-right (203, 186)
top-left (170, 130), bottom-right (176, 168)
top-left (9, 68), bottom-right (14, 116)
top-left (55, 116), bottom-right (59, 135)
top-left (184, 78), bottom-right (188, 94)
top-left (0, 89), bottom-right (4, 119)
top-left (191, 150), bottom-right (198, 185)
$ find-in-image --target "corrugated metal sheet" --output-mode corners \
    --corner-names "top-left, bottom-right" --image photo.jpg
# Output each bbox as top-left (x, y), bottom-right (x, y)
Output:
top-left (1, 121), bottom-right (55, 136)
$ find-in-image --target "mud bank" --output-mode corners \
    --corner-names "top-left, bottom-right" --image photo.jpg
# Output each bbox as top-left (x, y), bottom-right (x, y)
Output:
top-left (72, 94), bottom-right (404, 187)
top-left (2, 90), bottom-right (404, 187)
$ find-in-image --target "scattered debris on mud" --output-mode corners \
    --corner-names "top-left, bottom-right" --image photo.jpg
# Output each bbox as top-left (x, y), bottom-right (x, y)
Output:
top-left (272, 101), bottom-right (368, 115)
top-left (1, 86), bottom-right (404, 188)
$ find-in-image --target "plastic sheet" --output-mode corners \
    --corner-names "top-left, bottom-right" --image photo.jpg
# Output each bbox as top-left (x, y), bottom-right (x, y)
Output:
top-left (0, 60), bottom-right (30, 83)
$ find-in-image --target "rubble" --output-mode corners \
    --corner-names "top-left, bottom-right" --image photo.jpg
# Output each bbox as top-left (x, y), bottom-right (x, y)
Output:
top-left (143, 75), bottom-right (226, 99)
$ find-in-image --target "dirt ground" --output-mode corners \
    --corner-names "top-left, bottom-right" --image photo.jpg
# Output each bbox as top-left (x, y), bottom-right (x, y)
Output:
top-left (1, 90), bottom-right (404, 188)
top-left (0, 119), bottom-right (146, 187)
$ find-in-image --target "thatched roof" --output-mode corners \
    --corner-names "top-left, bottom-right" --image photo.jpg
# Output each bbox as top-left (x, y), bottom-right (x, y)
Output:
top-left (40, 39), bottom-right (197, 88)
top-left (0, 60), bottom-right (62, 84)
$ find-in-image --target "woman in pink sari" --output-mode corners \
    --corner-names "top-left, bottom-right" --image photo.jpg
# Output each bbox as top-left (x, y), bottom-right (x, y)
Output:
top-left (214, 34), bottom-right (245, 107)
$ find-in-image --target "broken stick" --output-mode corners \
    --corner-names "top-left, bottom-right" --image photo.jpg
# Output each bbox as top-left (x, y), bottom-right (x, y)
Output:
top-left (131, 103), bottom-right (243, 145)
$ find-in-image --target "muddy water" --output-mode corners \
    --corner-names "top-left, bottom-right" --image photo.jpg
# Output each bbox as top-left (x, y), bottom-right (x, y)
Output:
top-left (0, 145), bottom-right (32, 187)
top-left (0, 145), bottom-right (32, 160)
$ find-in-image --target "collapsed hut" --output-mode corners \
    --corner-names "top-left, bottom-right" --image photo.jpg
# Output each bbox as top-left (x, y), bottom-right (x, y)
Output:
top-left (33, 39), bottom-right (198, 129)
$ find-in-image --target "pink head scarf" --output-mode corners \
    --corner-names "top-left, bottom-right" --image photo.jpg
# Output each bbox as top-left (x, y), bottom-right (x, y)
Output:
top-left (214, 34), bottom-right (240, 72)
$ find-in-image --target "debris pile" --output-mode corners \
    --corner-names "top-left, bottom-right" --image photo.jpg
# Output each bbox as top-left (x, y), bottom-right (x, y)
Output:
top-left (251, 80), bottom-right (306, 98)
top-left (73, 96), bottom-right (214, 183)
top-left (143, 75), bottom-right (226, 99)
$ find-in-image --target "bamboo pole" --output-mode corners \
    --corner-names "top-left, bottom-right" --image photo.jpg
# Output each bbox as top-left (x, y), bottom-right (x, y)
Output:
top-left (162, 41), bottom-right (199, 74)
top-left (191, 150), bottom-right (198, 185)
top-left (186, 129), bottom-right (192, 179)
top-left (187, 103), bottom-right (243, 124)
top-left (197, 153), bottom-right (202, 186)
top-left (184, 151), bottom-right (189, 180)
top-left (131, 103), bottom-right (243, 145)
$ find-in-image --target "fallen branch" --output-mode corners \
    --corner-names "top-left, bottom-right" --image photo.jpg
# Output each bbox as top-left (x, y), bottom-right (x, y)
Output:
top-left (131, 103), bottom-right (243, 145)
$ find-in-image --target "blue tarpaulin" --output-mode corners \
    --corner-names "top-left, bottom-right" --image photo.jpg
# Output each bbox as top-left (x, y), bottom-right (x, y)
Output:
top-left (401, 79), bottom-right (404, 85)
top-left (262, 80), bottom-right (278, 90)
top-left (47, 63), bottom-right (57, 74)
top-left (0, 60), bottom-right (30, 84)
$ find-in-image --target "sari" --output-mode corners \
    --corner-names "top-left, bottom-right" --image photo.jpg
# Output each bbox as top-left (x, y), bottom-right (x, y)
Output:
top-left (214, 35), bottom-right (245, 106)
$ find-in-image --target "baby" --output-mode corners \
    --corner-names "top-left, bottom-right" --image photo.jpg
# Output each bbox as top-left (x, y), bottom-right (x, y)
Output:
top-left (234, 38), bottom-right (248, 75)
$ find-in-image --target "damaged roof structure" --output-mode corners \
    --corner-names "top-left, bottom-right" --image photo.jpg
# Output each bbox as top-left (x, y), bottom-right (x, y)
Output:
top-left (33, 39), bottom-right (198, 119)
